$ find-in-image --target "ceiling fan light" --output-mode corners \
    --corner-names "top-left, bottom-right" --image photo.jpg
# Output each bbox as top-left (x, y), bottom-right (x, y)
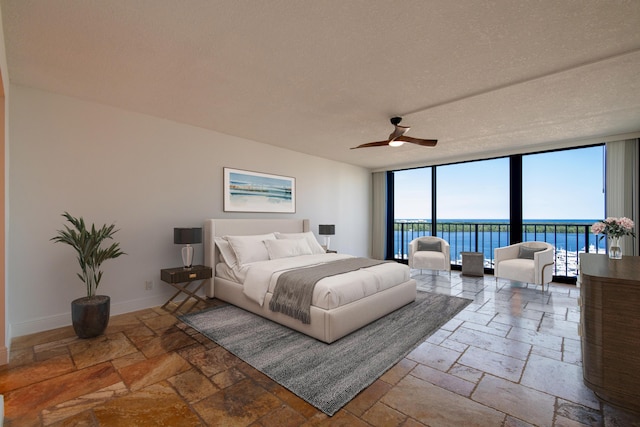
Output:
top-left (389, 140), bottom-right (404, 147)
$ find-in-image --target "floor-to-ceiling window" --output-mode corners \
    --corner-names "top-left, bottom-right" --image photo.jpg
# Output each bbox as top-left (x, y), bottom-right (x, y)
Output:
top-left (390, 144), bottom-right (605, 279)
top-left (522, 146), bottom-right (605, 277)
top-left (436, 158), bottom-right (509, 265)
top-left (393, 167), bottom-right (431, 259)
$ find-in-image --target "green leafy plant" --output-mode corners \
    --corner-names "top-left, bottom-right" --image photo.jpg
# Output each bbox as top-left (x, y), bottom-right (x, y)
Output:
top-left (51, 212), bottom-right (126, 298)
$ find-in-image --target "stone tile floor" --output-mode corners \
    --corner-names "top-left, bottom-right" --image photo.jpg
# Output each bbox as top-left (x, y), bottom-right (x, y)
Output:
top-left (1, 271), bottom-right (639, 426)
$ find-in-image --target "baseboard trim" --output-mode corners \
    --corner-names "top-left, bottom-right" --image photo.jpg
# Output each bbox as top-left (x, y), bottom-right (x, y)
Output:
top-left (9, 295), bottom-right (170, 337)
top-left (0, 346), bottom-right (7, 366)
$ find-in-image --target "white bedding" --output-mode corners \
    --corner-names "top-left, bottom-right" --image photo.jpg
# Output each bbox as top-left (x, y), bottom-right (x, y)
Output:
top-left (219, 253), bottom-right (410, 310)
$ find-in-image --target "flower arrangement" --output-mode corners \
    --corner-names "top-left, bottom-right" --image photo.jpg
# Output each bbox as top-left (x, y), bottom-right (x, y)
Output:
top-left (591, 217), bottom-right (636, 240)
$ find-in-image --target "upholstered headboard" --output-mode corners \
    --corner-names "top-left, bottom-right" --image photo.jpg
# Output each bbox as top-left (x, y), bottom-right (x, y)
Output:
top-left (203, 218), bottom-right (310, 269)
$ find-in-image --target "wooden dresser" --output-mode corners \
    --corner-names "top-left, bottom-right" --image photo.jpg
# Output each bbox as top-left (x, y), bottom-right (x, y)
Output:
top-left (579, 253), bottom-right (640, 413)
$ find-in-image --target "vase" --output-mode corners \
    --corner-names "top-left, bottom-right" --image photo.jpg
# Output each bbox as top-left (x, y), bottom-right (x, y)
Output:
top-left (608, 236), bottom-right (622, 260)
top-left (71, 295), bottom-right (110, 338)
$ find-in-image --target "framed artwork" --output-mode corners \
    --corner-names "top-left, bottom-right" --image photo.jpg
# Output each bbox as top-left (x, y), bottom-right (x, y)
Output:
top-left (224, 168), bottom-right (296, 213)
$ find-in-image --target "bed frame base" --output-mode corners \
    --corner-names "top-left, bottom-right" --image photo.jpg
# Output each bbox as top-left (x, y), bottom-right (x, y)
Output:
top-left (213, 276), bottom-right (416, 343)
top-left (203, 218), bottom-right (417, 343)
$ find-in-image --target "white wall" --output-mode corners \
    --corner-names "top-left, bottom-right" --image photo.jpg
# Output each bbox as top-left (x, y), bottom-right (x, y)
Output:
top-left (7, 85), bottom-right (371, 337)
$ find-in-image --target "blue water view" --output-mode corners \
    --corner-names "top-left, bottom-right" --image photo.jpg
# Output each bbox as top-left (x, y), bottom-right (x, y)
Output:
top-left (394, 219), bottom-right (606, 276)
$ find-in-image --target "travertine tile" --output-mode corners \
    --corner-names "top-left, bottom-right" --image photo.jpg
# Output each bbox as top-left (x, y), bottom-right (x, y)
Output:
top-left (10, 326), bottom-right (76, 351)
top-left (344, 379), bottom-right (392, 416)
top-left (0, 354), bottom-right (75, 393)
top-left (521, 354), bottom-right (600, 409)
top-left (492, 312), bottom-right (540, 331)
top-left (168, 369), bottom-right (219, 403)
top-left (42, 381), bottom-right (128, 425)
top-left (141, 313), bottom-right (179, 331)
top-left (187, 346), bottom-right (242, 378)
top-left (506, 325), bottom-right (563, 351)
top-left (45, 410), bottom-right (95, 427)
top-left (424, 328), bottom-right (451, 345)
top-left (117, 352), bottom-right (192, 391)
top-left (210, 366), bottom-right (247, 389)
top-left (382, 375), bottom-right (505, 426)
top-left (4, 362), bottom-right (120, 420)
top-left (449, 327), bottom-right (531, 360)
top-left (530, 344), bottom-right (562, 361)
top-left (138, 328), bottom-right (196, 358)
top-left (504, 415), bottom-right (537, 427)
top-left (448, 362), bottom-right (484, 383)
top-left (410, 364), bottom-right (475, 397)
top-left (270, 383), bottom-right (320, 419)
top-left (563, 338), bottom-right (582, 359)
top-left (538, 315), bottom-right (580, 338)
top-left (452, 310), bottom-right (495, 327)
top-left (472, 374), bottom-right (555, 426)
top-left (379, 358), bottom-right (416, 385)
top-left (122, 324), bottom-right (156, 348)
top-left (6, 272), bottom-right (640, 426)
top-left (255, 405), bottom-right (308, 427)
top-left (556, 399), bottom-right (603, 426)
top-left (460, 318), bottom-right (511, 337)
top-left (191, 378), bottom-right (282, 426)
top-left (68, 332), bottom-right (137, 369)
top-left (361, 401), bottom-right (407, 427)
top-left (93, 382), bottom-right (201, 426)
top-left (406, 341), bottom-right (461, 372)
top-left (458, 346), bottom-right (525, 382)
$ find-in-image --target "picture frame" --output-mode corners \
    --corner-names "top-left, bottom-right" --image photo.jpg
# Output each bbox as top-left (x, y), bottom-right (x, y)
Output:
top-left (223, 168), bottom-right (296, 213)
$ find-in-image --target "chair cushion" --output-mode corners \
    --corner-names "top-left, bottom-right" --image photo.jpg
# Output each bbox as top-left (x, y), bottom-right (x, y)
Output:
top-left (498, 258), bottom-right (535, 283)
top-left (417, 240), bottom-right (441, 252)
top-left (412, 251), bottom-right (447, 270)
top-left (518, 246), bottom-right (545, 260)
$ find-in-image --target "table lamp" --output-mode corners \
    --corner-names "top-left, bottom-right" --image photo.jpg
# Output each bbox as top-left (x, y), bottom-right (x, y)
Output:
top-left (174, 227), bottom-right (202, 269)
top-left (318, 224), bottom-right (335, 250)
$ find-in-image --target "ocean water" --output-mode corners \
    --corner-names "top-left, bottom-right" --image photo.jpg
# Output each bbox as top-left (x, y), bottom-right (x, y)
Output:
top-left (394, 219), bottom-right (605, 266)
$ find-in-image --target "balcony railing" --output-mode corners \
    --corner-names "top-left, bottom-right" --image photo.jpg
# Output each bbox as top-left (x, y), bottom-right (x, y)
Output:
top-left (393, 221), bottom-right (605, 278)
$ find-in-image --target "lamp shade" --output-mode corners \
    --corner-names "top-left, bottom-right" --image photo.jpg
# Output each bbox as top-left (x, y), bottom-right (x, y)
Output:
top-left (173, 228), bottom-right (202, 245)
top-left (318, 224), bottom-right (335, 236)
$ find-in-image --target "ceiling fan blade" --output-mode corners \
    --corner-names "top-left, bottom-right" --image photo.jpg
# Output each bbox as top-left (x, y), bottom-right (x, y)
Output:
top-left (396, 136), bottom-right (438, 147)
top-left (350, 140), bottom-right (390, 149)
top-left (389, 125), bottom-right (410, 140)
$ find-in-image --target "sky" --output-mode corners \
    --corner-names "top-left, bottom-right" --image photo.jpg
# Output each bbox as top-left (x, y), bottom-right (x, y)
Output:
top-left (394, 145), bottom-right (605, 220)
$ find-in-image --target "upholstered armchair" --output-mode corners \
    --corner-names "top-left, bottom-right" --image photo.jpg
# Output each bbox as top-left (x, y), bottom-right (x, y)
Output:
top-left (409, 236), bottom-right (451, 275)
top-left (494, 242), bottom-right (555, 291)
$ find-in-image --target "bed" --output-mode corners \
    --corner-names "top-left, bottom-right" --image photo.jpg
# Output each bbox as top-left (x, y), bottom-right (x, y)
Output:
top-left (203, 218), bottom-right (417, 343)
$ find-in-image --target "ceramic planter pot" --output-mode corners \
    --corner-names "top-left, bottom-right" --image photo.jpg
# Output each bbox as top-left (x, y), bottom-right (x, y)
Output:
top-left (71, 295), bottom-right (110, 338)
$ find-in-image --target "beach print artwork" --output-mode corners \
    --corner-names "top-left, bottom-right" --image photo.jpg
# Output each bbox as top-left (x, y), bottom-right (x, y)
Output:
top-left (224, 168), bottom-right (295, 213)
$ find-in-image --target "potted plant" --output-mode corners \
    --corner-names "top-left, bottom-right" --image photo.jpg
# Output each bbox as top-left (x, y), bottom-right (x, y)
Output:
top-left (51, 212), bottom-right (126, 338)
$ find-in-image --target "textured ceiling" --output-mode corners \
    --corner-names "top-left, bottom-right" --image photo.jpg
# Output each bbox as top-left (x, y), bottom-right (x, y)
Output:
top-left (2, 0), bottom-right (640, 170)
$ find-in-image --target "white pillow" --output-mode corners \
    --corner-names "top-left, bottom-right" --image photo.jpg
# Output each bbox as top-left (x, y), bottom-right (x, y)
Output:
top-left (275, 231), bottom-right (325, 254)
top-left (214, 237), bottom-right (237, 268)
top-left (265, 238), bottom-right (313, 260)
top-left (225, 233), bottom-right (276, 266)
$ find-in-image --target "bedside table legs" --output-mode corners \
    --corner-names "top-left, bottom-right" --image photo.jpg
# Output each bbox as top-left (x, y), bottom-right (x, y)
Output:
top-left (161, 279), bottom-right (209, 313)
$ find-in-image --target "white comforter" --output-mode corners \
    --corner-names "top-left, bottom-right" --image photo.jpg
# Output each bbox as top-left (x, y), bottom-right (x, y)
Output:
top-left (227, 253), bottom-right (410, 309)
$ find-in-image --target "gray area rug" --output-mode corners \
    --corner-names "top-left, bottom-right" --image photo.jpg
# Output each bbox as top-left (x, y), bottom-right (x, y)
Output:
top-left (179, 290), bottom-right (471, 416)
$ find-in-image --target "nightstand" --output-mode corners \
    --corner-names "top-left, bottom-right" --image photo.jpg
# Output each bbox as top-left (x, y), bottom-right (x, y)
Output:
top-left (160, 265), bottom-right (212, 313)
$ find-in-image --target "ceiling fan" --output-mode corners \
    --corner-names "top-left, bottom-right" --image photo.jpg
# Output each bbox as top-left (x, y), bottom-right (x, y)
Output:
top-left (351, 117), bottom-right (438, 149)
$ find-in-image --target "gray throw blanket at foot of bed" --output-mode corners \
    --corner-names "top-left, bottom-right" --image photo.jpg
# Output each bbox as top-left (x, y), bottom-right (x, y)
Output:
top-left (269, 257), bottom-right (388, 324)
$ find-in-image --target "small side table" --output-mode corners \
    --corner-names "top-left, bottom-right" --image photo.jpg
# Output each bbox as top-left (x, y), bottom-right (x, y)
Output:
top-left (160, 265), bottom-right (212, 313)
top-left (461, 252), bottom-right (484, 277)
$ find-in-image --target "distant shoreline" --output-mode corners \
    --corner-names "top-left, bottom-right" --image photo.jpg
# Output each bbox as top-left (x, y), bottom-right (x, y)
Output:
top-left (395, 219), bottom-right (597, 224)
